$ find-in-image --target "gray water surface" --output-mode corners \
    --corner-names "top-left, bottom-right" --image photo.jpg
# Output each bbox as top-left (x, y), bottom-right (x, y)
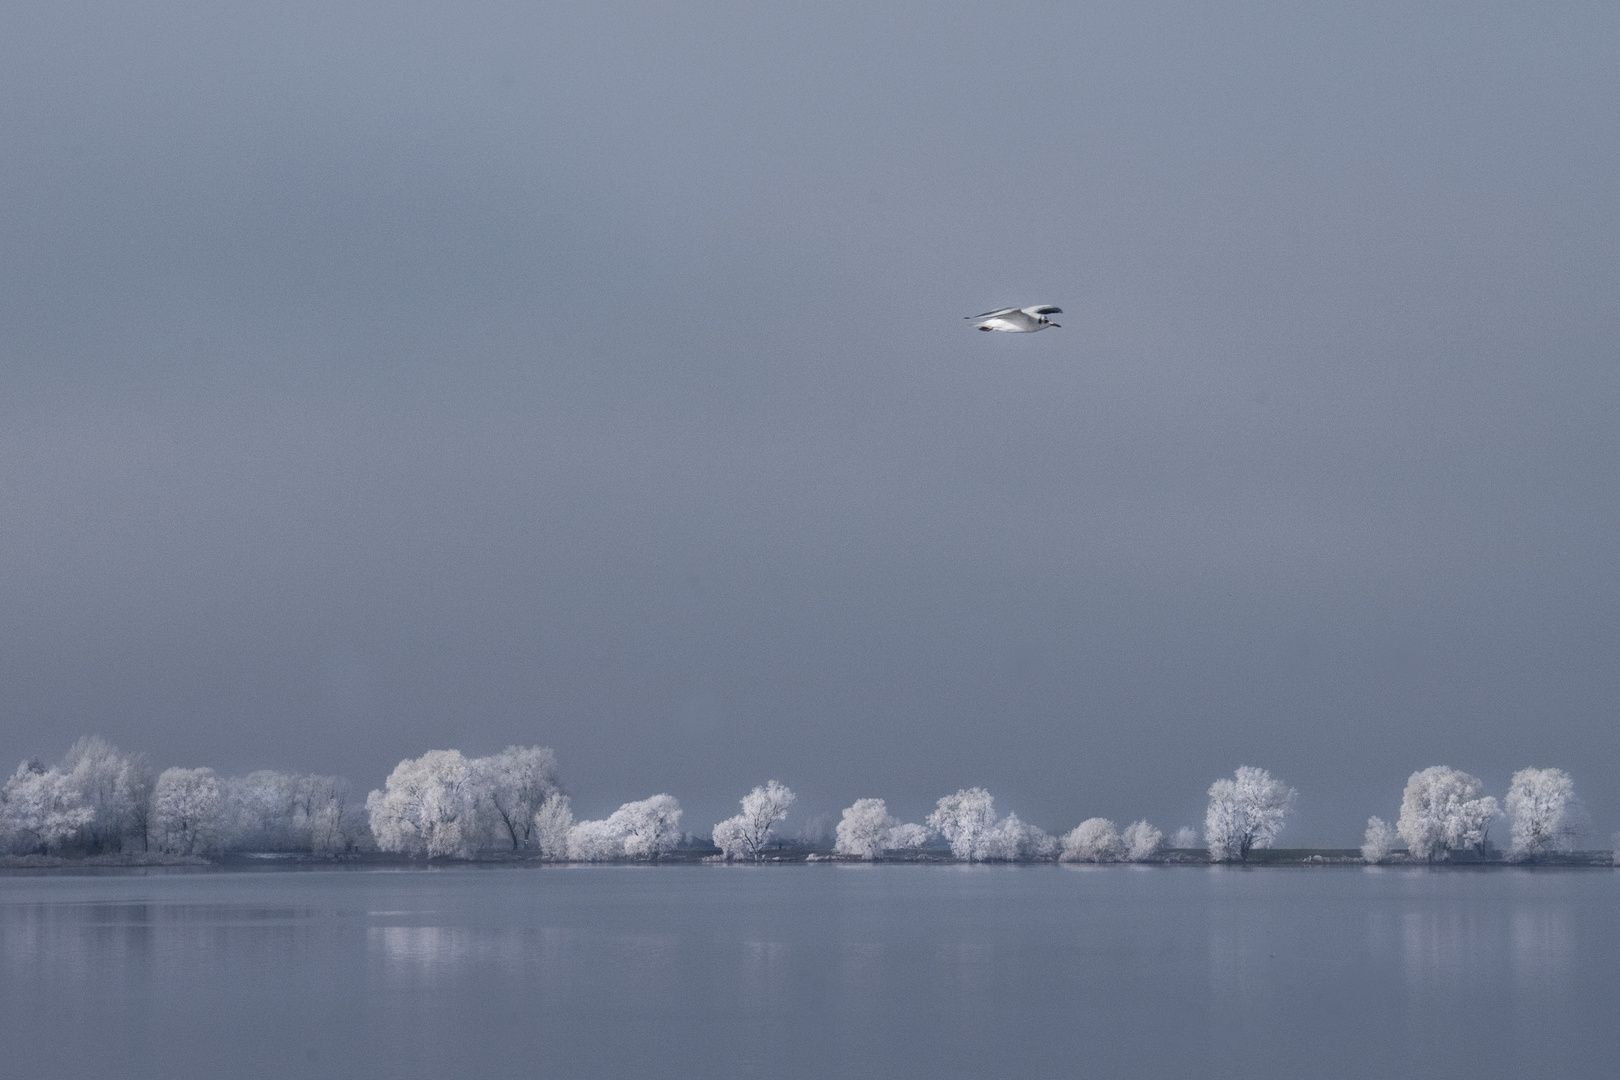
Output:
top-left (1, 865), bottom-right (1615, 1079)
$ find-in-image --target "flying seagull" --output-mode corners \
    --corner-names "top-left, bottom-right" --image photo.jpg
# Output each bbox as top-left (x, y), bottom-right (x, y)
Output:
top-left (966, 305), bottom-right (1062, 332)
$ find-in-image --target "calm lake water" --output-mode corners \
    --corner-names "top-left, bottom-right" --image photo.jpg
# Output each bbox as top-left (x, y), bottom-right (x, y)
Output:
top-left (1, 864), bottom-right (1616, 1080)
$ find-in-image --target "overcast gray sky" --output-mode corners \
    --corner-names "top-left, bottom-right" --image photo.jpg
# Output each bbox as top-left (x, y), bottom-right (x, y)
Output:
top-left (3, 2), bottom-right (1617, 843)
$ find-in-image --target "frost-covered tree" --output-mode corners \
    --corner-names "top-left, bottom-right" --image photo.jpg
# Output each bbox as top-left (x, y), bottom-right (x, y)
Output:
top-left (227, 770), bottom-right (301, 850)
top-left (1396, 766), bottom-right (1499, 862)
top-left (304, 775), bottom-right (359, 853)
top-left (366, 749), bottom-right (476, 858)
top-left (1121, 820), bottom-right (1163, 862)
top-left (1, 760), bottom-right (94, 855)
top-left (712, 780), bottom-right (796, 861)
top-left (126, 760), bottom-right (157, 853)
top-left (927, 788), bottom-right (1000, 860)
top-left (608, 794), bottom-right (683, 859)
top-left (533, 795), bottom-right (573, 859)
top-left (1061, 818), bottom-right (1123, 863)
top-left (1205, 766), bottom-right (1296, 862)
top-left (835, 798), bottom-right (898, 860)
top-left (60, 737), bottom-right (144, 854)
top-left (153, 767), bottom-right (226, 855)
top-left (1362, 816), bottom-right (1396, 863)
top-left (1171, 826), bottom-right (1200, 850)
top-left (469, 746), bottom-right (561, 851)
top-left (1504, 767), bottom-right (1582, 860)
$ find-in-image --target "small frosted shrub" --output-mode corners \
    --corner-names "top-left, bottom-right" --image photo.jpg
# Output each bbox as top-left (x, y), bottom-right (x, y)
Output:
top-left (981, 813), bottom-right (1056, 861)
top-left (886, 822), bottom-right (930, 851)
top-left (566, 818), bottom-right (625, 861)
top-left (1121, 820), bottom-right (1163, 862)
top-left (1061, 818), bottom-right (1123, 863)
top-left (1361, 816), bottom-right (1396, 863)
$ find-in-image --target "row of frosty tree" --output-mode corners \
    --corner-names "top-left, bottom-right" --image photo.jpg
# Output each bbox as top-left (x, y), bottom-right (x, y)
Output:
top-left (357, 757), bottom-right (1605, 863)
top-left (833, 765), bottom-right (1592, 864)
top-left (0, 737), bottom-right (1600, 864)
top-left (0, 737), bottom-right (367, 856)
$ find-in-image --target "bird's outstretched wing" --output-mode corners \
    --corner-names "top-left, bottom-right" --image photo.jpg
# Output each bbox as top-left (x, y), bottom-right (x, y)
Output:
top-left (1022, 305), bottom-right (1062, 315)
top-left (966, 307), bottom-right (1020, 320)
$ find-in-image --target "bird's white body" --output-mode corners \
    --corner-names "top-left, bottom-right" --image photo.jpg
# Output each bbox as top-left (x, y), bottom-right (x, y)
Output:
top-left (966, 305), bottom-right (1062, 332)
